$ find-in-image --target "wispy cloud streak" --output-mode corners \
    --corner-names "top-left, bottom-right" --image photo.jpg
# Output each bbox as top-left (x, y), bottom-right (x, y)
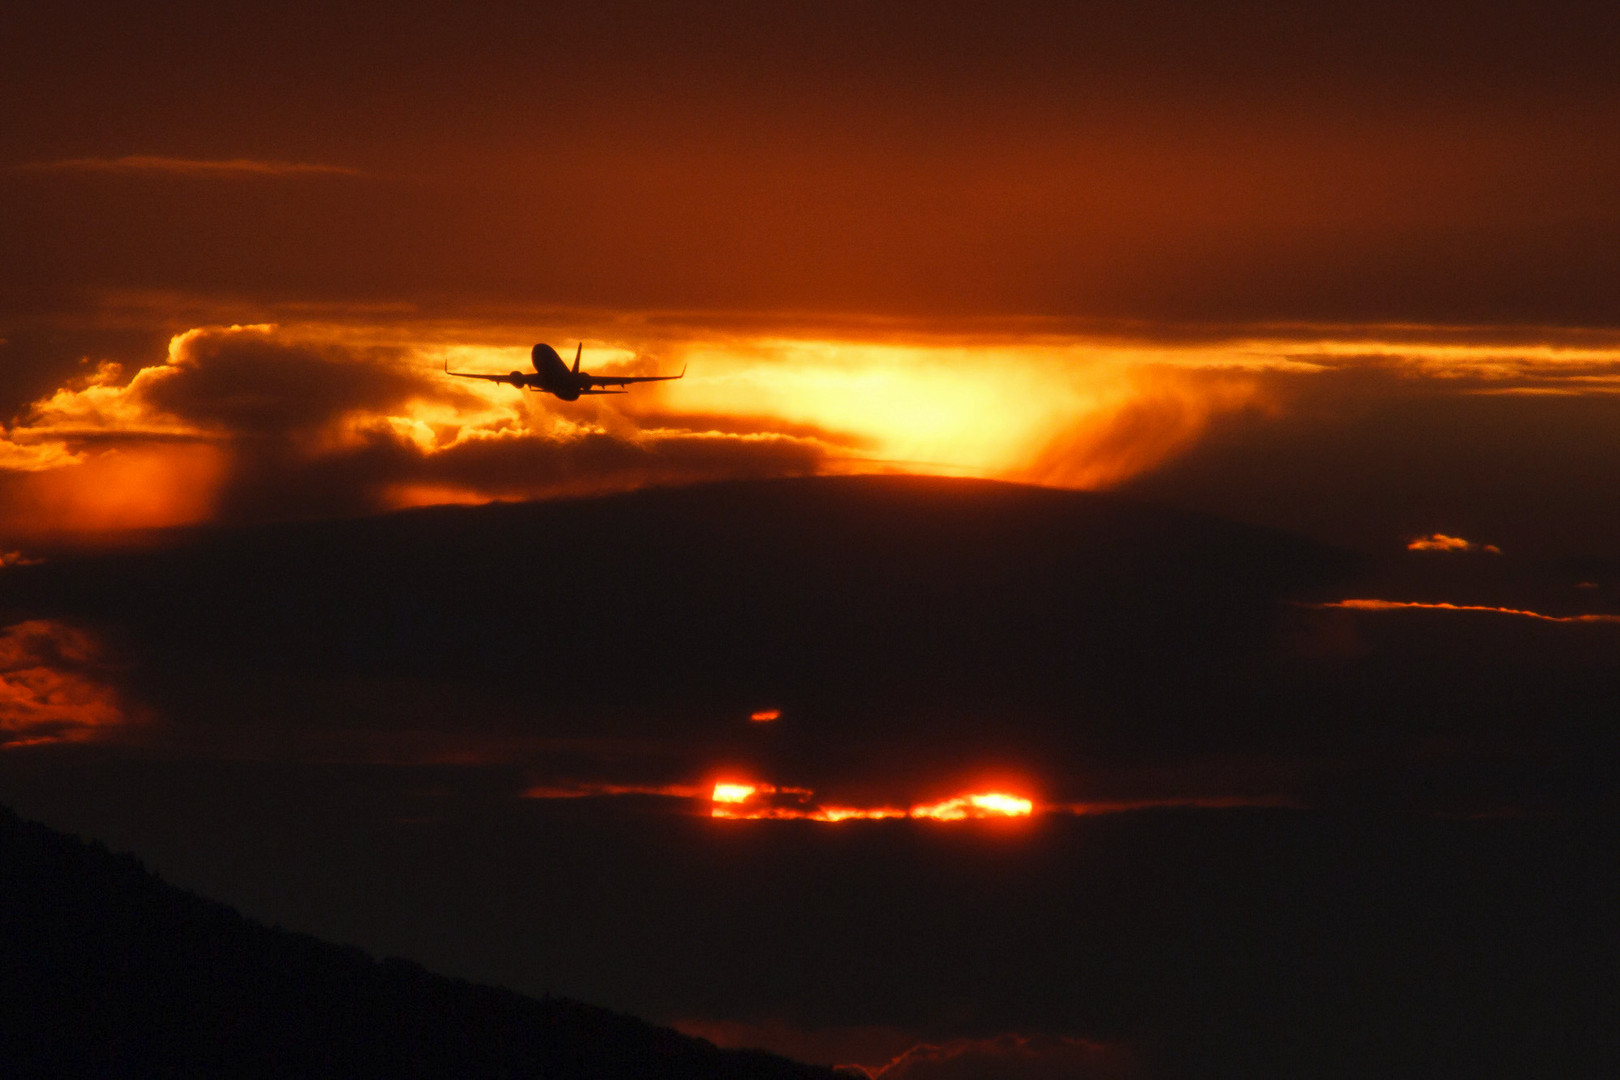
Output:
top-left (18, 156), bottom-right (360, 178)
top-left (1319, 599), bottom-right (1620, 624)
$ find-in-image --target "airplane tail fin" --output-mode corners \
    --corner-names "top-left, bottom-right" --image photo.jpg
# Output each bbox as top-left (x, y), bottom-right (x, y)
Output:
top-left (573, 342), bottom-right (582, 375)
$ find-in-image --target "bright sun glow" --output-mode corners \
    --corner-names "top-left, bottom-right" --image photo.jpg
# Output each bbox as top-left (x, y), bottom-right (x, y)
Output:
top-left (911, 792), bottom-right (1036, 820)
top-left (707, 781), bottom-right (1035, 822)
top-left (520, 776), bottom-right (1292, 820)
top-left (648, 338), bottom-right (1257, 486)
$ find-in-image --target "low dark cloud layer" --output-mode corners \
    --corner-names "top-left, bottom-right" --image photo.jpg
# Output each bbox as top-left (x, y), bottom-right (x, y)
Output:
top-left (1122, 365), bottom-right (1620, 559)
top-left (4, 476), bottom-right (1615, 818)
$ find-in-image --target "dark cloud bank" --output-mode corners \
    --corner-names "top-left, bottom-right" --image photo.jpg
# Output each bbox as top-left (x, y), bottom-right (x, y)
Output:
top-left (1, 477), bottom-right (1616, 1077)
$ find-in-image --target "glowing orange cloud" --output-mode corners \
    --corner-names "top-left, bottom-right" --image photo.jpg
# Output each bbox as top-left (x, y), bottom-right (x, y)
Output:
top-left (521, 774), bottom-right (1292, 821)
top-left (1407, 534), bottom-right (1500, 553)
top-left (19, 314), bottom-right (1620, 541)
top-left (711, 782), bottom-right (759, 804)
top-left (749, 709), bottom-right (781, 722)
top-left (707, 782), bottom-right (1033, 822)
top-left (909, 793), bottom-right (1035, 820)
top-left (0, 621), bottom-right (128, 748)
top-left (639, 337), bottom-right (1262, 488)
top-left (0, 444), bottom-right (226, 538)
top-left (1321, 599), bottom-right (1620, 624)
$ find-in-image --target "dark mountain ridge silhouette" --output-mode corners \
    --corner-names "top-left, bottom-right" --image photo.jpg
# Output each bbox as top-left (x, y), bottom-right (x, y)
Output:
top-left (0, 803), bottom-right (844, 1079)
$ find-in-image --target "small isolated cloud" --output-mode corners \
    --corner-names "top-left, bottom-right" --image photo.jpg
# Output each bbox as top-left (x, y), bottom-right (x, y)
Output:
top-left (0, 620), bottom-right (127, 748)
top-left (868, 1034), bottom-right (1136, 1080)
top-left (1407, 533), bottom-right (1500, 554)
top-left (18, 156), bottom-right (359, 178)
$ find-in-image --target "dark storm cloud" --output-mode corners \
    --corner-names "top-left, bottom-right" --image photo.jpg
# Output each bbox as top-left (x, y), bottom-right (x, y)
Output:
top-left (48, 473), bottom-right (1618, 823)
top-left (208, 418), bottom-right (825, 523)
top-left (141, 327), bottom-right (427, 435)
top-left (0, 477), bottom-right (1353, 763)
top-left (0, 325), bottom-right (171, 425)
top-left (410, 426), bottom-right (822, 496)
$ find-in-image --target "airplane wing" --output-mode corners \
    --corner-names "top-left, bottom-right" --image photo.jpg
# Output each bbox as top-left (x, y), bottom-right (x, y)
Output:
top-left (580, 364), bottom-right (686, 390)
top-left (443, 361), bottom-right (529, 388)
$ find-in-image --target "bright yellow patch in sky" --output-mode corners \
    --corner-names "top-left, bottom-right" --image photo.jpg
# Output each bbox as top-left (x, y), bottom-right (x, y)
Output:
top-left (645, 338), bottom-right (1256, 486)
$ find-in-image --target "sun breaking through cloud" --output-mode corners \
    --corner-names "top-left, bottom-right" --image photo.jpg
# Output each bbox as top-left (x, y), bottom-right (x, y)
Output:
top-left (707, 781), bottom-right (1035, 822)
top-left (708, 781), bottom-right (1037, 822)
top-left (11, 315), bottom-right (1620, 545)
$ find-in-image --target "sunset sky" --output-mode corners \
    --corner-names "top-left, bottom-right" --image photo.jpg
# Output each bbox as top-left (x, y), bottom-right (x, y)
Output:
top-left (4, 3), bottom-right (1619, 1078)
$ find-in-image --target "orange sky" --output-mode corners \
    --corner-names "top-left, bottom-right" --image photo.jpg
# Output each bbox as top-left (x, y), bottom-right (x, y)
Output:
top-left (6, 2), bottom-right (1620, 328)
top-left (4, 8), bottom-right (1619, 1076)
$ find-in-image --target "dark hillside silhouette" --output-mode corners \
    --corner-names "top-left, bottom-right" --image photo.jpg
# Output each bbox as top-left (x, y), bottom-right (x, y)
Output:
top-left (0, 805), bottom-right (844, 1079)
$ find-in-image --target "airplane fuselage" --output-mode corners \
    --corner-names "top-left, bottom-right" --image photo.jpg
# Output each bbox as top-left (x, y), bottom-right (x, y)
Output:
top-left (531, 343), bottom-right (583, 400)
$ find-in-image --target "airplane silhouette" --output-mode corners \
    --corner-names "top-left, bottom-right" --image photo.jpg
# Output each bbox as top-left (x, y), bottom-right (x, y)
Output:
top-left (445, 343), bottom-right (685, 401)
